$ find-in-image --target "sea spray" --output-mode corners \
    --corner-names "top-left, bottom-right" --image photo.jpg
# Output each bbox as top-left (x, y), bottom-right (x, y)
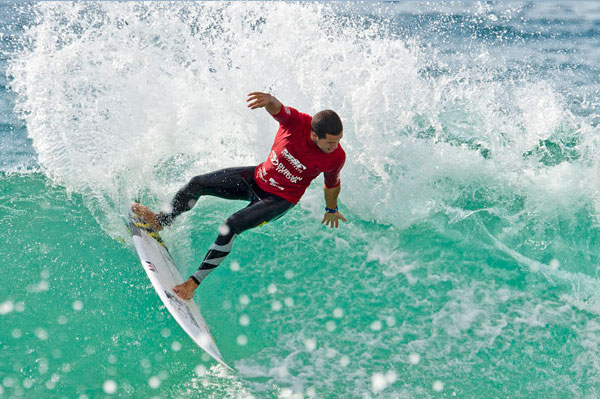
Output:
top-left (3, 2), bottom-right (600, 397)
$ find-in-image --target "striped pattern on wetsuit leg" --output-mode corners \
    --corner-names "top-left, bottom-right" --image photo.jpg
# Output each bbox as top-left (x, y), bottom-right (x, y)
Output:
top-left (188, 191), bottom-right (294, 286)
top-left (191, 223), bottom-right (237, 285)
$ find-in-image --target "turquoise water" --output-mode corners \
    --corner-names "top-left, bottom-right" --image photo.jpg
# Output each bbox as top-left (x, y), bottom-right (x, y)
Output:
top-left (2, 2), bottom-right (600, 398)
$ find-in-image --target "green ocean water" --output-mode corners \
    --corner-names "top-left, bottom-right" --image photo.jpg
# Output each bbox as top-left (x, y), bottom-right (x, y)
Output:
top-left (5, 169), bottom-right (600, 398)
top-left (3, 2), bottom-right (600, 398)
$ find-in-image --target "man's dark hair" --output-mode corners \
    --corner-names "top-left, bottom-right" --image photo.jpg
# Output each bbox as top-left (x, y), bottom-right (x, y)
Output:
top-left (311, 110), bottom-right (343, 139)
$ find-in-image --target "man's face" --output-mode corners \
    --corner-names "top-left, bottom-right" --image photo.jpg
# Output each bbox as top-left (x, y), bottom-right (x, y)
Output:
top-left (311, 131), bottom-right (343, 153)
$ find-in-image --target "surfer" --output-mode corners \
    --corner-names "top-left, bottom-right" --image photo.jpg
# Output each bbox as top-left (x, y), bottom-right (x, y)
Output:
top-left (133, 92), bottom-right (346, 300)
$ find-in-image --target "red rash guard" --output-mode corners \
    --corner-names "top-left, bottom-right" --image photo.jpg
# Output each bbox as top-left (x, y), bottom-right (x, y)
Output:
top-left (254, 105), bottom-right (346, 204)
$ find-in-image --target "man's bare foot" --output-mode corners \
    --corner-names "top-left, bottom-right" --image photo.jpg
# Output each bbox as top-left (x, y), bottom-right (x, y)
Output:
top-left (173, 278), bottom-right (199, 300)
top-left (131, 203), bottom-right (163, 231)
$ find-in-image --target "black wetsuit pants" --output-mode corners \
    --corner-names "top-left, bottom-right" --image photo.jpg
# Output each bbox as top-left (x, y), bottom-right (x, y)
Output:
top-left (156, 166), bottom-right (294, 284)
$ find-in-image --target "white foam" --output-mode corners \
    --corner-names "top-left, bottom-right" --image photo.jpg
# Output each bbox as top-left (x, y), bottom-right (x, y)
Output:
top-left (7, 1), bottom-right (597, 237)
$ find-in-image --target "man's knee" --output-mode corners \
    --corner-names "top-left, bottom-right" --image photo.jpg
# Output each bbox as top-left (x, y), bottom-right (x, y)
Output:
top-left (188, 175), bottom-right (206, 189)
top-left (223, 213), bottom-right (255, 236)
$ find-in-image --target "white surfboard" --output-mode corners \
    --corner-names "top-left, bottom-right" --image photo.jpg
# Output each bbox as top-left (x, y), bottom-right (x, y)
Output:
top-left (128, 213), bottom-right (232, 370)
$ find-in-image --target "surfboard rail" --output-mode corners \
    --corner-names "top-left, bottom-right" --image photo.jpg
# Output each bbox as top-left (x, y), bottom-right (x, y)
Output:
top-left (128, 213), bottom-right (232, 371)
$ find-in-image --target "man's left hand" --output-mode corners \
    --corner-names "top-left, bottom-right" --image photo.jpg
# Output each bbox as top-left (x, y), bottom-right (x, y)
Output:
top-left (321, 211), bottom-right (348, 228)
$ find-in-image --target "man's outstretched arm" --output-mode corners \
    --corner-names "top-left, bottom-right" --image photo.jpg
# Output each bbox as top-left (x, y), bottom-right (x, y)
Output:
top-left (247, 92), bottom-right (282, 115)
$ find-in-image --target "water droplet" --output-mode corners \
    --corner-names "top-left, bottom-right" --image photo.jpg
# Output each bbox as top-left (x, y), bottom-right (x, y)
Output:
top-left (304, 338), bottom-right (316, 352)
top-left (148, 376), bottom-right (161, 389)
top-left (370, 320), bottom-right (383, 331)
top-left (218, 223), bottom-right (230, 236)
top-left (271, 300), bottom-right (282, 311)
top-left (372, 372), bottom-right (387, 393)
top-left (194, 364), bottom-right (207, 376)
top-left (38, 358), bottom-right (49, 374)
top-left (268, 283), bottom-right (277, 294)
top-left (3, 377), bottom-right (16, 388)
top-left (333, 308), bottom-right (344, 318)
top-left (171, 341), bottom-right (182, 352)
top-left (409, 353), bottom-right (421, 365)
top-left (239, 314), bottom-right (250, 326)
top-left (239, 295), bottom-right (250, 306)
top-left (237, 335), bottom-right (248, 346)
top-left (72, 300), bottom-right (83, 311)
top-left (386, 370), bottom-right (397, 384)
top-left (433, 380), bottom-right (444, 392)
top-left (103, 380), bottom-right (117, 394)
top-left (0, 300), bottom-right (14, 315)
top-left (326, 321), bottom-right (336, 332)
top-left (230, 261), bottom-right (240, 272)
top-left (340, 355), bottom-right (350, 367)
top-left (222, 299), bottom-right (232, 310)
top-left (35, 328), bottom-right (48, 341)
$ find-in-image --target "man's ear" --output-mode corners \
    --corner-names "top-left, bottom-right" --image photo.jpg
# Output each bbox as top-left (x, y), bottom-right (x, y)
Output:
top-left (310, 131), bottom-right (319, 142)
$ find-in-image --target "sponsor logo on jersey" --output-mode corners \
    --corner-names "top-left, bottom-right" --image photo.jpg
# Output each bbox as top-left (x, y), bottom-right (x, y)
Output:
top-left (270, 150), bottom-right (303, 183)
top-left (257, 166), bottom-right (268, 183)
top-left (282, 148), bottom-right (306, 172)
top-left (269, 178), bottom-right (285, 190)
top-left (270, 150), bottom-right (279, 166)
top-left (275, 162), bottom-right (303, 183)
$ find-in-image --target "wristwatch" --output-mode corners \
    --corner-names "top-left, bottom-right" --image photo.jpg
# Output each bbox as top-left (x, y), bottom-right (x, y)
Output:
top-left (325, 206), bottom-right (338, 213)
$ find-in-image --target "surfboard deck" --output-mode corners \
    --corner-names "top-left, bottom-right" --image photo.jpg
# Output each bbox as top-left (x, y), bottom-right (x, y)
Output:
top-left (128, 211), bottom-right (232, 371)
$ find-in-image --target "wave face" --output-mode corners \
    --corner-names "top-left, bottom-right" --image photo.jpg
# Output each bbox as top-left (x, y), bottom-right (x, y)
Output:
top-left (2, 2), bottom-right (600, 398)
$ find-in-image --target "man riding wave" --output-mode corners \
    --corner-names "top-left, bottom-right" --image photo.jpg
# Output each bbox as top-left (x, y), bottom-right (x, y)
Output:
top-left (133, 92), bottom-right (347, 300)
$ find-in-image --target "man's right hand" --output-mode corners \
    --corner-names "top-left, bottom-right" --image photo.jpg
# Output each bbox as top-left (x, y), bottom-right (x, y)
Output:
top-left (173, 277), bottom-right (199, 300)
top-left (247, 92), bottom-right (282, 115)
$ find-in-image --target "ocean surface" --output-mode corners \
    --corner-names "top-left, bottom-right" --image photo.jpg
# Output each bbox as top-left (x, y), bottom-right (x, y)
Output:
top-left (2, 1), bottom-right (600, 398)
